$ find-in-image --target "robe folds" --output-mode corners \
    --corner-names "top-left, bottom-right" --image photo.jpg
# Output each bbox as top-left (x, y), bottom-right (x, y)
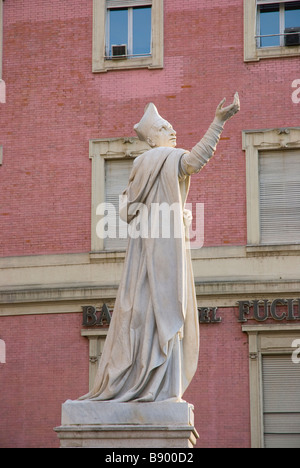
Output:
top-left (80, 147), bottom-right (199, 402)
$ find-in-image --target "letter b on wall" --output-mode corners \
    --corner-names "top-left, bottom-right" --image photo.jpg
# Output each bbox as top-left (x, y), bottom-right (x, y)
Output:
top-left (0, 339), bottom-right (6, 363)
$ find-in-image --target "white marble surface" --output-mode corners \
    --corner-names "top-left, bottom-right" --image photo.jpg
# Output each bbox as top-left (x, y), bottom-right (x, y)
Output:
top-left (55, 400), bottom-right (199, 448)
top-left (61, 399), bottom-right (194, 426)
top-left (80, 96), bottom-right (240, 404)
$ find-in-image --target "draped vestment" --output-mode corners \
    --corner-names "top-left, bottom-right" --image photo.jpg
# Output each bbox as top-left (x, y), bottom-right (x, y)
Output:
top-left (79, 120), bottom-right (223, 402)
top-left (80, 147), bottom-right (199, 402)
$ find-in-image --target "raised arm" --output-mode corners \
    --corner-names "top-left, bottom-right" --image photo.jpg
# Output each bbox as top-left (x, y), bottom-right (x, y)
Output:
top-left (180, 93), bottom-right (240, 176)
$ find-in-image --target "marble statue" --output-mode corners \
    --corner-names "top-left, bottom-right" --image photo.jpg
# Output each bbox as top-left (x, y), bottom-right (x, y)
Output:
top-left (80, 93), bottom-right (240, 403)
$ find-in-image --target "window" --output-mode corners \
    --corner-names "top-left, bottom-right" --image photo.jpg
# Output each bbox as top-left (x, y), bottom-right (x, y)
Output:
top-left (106, 3), bottom-right (152, 58)
top-left (93, 0), bottom-right (164, 72)
top-left (243, 325), bottom-right (300, 448)
top-left (243, 128), bottom-right (300, 250)
top-left (257, 1), bottom-right (300, 48)
top-left (259, 150), bottom-right (300, 244)
top-left (104, 158), bottom-right (133, 250)
top-left (89, 137), bottom-right (150, 257)
top-left (244, 0), bottom-right (300, 61)
top-left (262, 354), bottom-right (300, 448)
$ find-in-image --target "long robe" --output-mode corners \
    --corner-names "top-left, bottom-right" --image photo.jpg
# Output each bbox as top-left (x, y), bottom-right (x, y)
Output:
top-left (80, 147), bottom-right (199, 402)
top-left (79, 118), bottom-right (224, 402)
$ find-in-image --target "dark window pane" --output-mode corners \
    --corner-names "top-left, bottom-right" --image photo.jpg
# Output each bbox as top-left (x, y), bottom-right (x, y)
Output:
top-left (259, 4), bottom-right (280, 47)
top-left (133, 6), bottom-right (151, 55)
top-left (109, 8), bottom-right (128, 55)
top-left (285, 1), bottom-right (300, 28)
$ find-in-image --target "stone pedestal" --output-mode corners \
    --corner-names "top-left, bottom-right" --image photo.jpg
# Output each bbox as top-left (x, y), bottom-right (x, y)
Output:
top-left (54, 400), bottom-right (199, 448)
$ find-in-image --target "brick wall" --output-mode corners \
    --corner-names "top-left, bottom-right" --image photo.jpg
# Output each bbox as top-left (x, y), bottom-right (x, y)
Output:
top-left (0, 0), bottom-right (299, 256)
top-left (0, 308), bottom-right (250, 448)
top-left (184, 307), bottom-right (251, 448)
top-left (0, 313), bottom-right (89, 448)
top-left (0, 0), bottom-right (299, 448)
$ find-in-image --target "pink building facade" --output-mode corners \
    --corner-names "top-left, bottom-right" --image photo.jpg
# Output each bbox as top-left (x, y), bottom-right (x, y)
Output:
top-left (1, 0), bottom-right (300, 448)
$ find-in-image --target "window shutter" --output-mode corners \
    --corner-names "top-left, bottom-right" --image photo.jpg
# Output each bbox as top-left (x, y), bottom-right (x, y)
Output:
top-left (262, 355), bottom-right (300, 448)
top-left (107, 0), bottom-right (152, 8)
top-left (259, 150), bottom-right (300, 244)
top-left (104, 159), bottom-right (133, 251)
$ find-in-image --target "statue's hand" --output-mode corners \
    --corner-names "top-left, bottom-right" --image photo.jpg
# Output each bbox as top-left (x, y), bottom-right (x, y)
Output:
top-left (215, 92), bottom-right (240, 125)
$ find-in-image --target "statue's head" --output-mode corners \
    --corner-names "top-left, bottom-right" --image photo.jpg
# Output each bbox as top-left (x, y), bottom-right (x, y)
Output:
top-left (134, 103), bottom-right (177, 148)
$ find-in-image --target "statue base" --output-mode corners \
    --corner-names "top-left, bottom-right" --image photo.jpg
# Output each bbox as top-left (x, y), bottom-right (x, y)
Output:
top-left (54, 400), bottom-right (199, 448)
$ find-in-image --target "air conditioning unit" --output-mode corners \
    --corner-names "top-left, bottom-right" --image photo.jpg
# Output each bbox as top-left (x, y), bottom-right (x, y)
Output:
top-left (284, 27), bottom-right (300, 47)
top-left (111, 44), bottom-right (127, 59)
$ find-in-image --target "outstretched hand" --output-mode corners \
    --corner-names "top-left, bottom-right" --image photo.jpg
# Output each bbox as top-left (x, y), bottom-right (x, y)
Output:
top-left (215, 92), bottom-right (240, 124)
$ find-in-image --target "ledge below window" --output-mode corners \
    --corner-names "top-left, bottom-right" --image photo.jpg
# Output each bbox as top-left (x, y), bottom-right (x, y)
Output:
top-left (93, 55), bottom-right (162, 73)
top-left (246, 45), bottom-right (300, 62)
top-left (89, 251), bottom-right (126, 263)
top-left (246, 244), bottom-right (300, 257)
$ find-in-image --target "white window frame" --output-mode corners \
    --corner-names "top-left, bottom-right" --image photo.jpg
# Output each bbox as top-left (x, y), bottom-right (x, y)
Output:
top-left (242, 127), bottom-right (300, 252)
top-left (256, 1), bottom-right (285, 48)
top-left (243, 324), bottom-right (300, 448)
top-left (244, 0), bottom-right (300, 61)
top-left (104, 157), bottom-right (134, 251)
top-left (89, 137), bottom-right (150, 258)
top-left (105, 4), bottom-right (152, 59)
top-left (93, 0), bottom-right (164, 73)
